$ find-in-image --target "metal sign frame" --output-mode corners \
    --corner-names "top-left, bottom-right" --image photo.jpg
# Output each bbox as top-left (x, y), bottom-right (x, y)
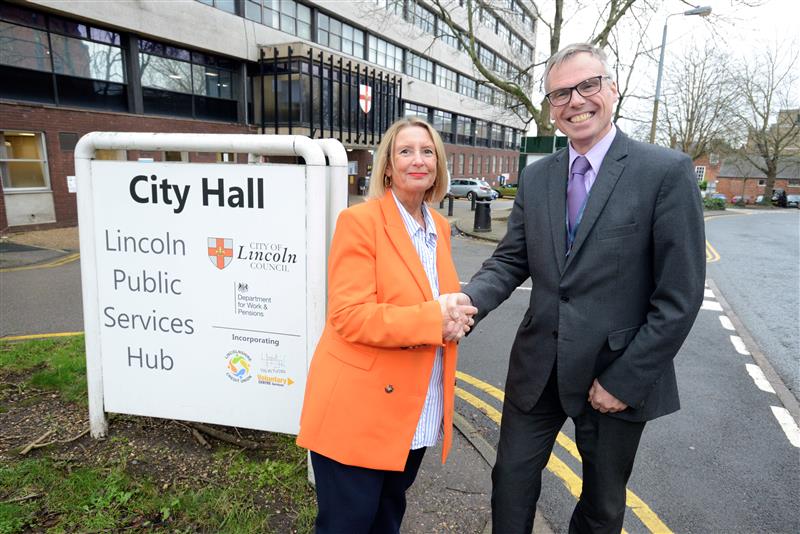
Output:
top-left (74, 132), bottom-right (347, 438)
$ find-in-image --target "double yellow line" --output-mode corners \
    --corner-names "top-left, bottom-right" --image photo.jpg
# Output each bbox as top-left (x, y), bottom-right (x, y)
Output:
top-left (0, 252), bottom-right (80, 273)
top-left (455, 370), bottom-right (672, 534)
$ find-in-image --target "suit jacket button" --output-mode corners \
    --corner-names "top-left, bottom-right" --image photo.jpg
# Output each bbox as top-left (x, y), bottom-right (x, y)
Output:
top-left (385, 385), bottom-right (394, 393)
top-left (552, 330), bottom-right (558, 339)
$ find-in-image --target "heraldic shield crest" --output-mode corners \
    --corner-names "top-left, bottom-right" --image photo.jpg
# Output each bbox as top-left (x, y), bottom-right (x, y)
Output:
top-left (359, 84), bottom-right (372, 114)
top-left (208, 237), bottom-right (233, 269)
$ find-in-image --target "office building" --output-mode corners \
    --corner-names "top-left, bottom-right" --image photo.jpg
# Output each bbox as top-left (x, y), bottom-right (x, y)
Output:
top-left (1, 0), bottom-right (534, 228)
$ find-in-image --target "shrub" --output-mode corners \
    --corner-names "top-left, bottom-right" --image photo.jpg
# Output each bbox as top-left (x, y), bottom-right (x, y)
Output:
top-left (703, 197), bottom-right (726, 210)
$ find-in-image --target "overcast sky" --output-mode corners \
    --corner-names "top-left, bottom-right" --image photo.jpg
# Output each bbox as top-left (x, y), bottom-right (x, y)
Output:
top-left (529, 0), bottom-right (800, 136)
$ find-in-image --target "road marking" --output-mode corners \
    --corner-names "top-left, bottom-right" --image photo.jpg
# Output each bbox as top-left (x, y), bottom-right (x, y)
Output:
top-left (703, 289), bottom-right (714, 298)
top-left (718, 315), bottom-right (735, 331)
top-left (745, 364), bottom-right (776, 393)
top-left (701, 300), bottom-right (723, 311)
top-left (730, 335), bottom-right (750, 355)
top-left (456, 371), bottom-right (672, 533)
top-left (705, 241), bottom-right (720, 263)
top-left (1, 331), bottom-right (84, 341)
top-left (770, 406), bottom-right (800, 448)
top-left (0, 252), bottom-right (80, 272)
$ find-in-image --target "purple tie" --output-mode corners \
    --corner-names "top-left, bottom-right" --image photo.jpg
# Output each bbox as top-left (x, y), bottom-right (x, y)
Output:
top-left (567, 156), bottom-right (591, 231)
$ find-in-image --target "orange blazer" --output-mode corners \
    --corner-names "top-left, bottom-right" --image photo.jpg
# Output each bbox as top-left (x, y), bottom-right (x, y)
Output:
top-left (296, 191), bottom-right (461, 471)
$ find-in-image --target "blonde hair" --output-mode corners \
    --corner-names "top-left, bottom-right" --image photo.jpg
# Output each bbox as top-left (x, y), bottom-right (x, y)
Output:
top-left (367, 117), bottom-right (449, 203)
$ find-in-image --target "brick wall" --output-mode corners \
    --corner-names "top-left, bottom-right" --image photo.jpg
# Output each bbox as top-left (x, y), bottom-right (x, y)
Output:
top-left (1, 101), bottom-right (253, 230)
top-left (715, 178), bottom-right (799, 202)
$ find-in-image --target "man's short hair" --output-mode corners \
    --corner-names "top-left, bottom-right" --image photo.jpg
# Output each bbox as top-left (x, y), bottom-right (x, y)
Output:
top-left (544, 43), bottom-right (614, 91)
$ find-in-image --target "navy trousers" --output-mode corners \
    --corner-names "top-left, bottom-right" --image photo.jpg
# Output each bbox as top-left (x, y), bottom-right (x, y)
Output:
top-left (310, 447), bottom-right (426, 534)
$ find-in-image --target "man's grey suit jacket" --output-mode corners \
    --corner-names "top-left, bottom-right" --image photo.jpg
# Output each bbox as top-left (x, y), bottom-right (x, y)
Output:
top-left (463, 130), bottom-right (706, 422)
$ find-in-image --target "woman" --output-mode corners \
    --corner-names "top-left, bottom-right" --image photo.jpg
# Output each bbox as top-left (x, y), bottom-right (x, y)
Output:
top-left (296, 117), bottom-right (476, 533)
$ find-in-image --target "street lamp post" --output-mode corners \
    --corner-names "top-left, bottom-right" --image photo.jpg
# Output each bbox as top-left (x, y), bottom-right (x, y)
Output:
top-left (648, 5), bottom-right (712, 144)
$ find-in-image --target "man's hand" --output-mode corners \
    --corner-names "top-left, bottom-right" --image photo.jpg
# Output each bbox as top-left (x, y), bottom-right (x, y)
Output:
top-left (438, 293), bottom-right (477, 342)
top-left (588, 379), bottom-right (628, 413)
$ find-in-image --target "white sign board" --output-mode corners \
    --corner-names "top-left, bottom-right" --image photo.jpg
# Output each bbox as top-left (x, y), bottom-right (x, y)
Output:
top-left (88, 161), bottom-right (308, 434)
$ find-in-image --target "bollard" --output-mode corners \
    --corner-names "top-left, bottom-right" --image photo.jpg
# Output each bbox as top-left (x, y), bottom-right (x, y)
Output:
top-left (439, 198), bottom-right (444, 209)
top-left (470, 194), bottom-right (477, 211)
top-left (473, 201), bottom-right (491, 232)
top-left (447, 195), bottom-right (454, 216)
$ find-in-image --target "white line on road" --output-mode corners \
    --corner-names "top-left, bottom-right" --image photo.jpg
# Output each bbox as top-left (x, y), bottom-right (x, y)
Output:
top-left (718, 315), bottom-right (735, 331)
top-left (745, 364), bottom-right (777, 393)
top-left (704, 288), bottom-right (714, 298)
top-left (770, 406), bottom-right (800, 448)
top-left (701, 300), bottom-right (723, 311)
top-left (730, 335), bottom-right (751, 355)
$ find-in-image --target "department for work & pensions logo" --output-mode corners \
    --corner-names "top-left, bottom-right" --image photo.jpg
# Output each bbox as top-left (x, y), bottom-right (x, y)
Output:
top-left (208, 237), bottom-right (233, 270)
top-left (225, 350), bottom-right (252, 383)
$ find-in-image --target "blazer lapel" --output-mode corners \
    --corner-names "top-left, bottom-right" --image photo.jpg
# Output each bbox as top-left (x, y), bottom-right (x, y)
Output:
top-left (547, 151), bottom-right (570, 274)
top-left (564, 132), bottom-right (629, 271)
top-left (380, 191), bottom-right (434, 300)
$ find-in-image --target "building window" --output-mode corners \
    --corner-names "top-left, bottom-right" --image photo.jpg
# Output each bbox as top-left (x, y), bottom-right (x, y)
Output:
top-left (468, 154), bottom-right (474, 174)
top-left (435, 64), bottom-right (457, 92)
top-left (406, 52), bottom-right (433, 83)
top-left (695, 166), bottom-right (706, 181)
top-left (475, 120), bottom-right (489, 147)
top-left (374, 0), bottom-right (404, 17)
top-left (458, 153), bottom-right (464, 175)
top-left (448, 153), bottom-right (454, 175)
top-left (477, 84), bottom-right (494, 105)
top-left (368, 35), bottom-right (403, 72)
top-left (318, 14), bottom-right (363, 58)
top-left (478, 44), bottom-right (495, 71)
top-left (197, 0), bottom-right (238, 15)
top-left (788, 179), bottom-right (800, 187)
top-left (458, 76), bottom-right (476, 99)
top-left (457, 116), bottom-right (473, 145)
top-left (433, 109), bottom-right (453, 143)
top-left (0, 131), bottom-right (49, 190)
top-left (0, 6), bottom-right (127, 111)
top-left (475, 155), bottom-right (481, 175)
top-left (139, 39), bottom-right (238, 121)
top-left (436, 18), bottom-right (458, 48)
top-left (217, 152), bottom-right (236, 163)
top-left (491, 124), bottom-right (503, 148)
top-left (757, 179), bottom-right (766, 186)
top-left (409, 3), bottom-right (435, 34)
top-left (404, 102), bottom-right (429, 121)
top-left (279, 1), bottom-right (311, 39)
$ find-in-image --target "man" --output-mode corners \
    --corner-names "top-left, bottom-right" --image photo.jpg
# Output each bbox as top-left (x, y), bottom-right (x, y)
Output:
top-left (456, 43), bottom-right (706, 533)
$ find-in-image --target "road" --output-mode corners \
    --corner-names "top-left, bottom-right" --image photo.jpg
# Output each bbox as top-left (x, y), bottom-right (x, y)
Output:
top-left (1, 209), bottom-right (798, 533)
top-left (452, 209), bottom-right (799, 534)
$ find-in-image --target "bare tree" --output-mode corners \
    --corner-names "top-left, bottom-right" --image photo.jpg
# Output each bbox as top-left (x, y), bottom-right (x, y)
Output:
top-left (428, 0), bottom-right (650, 135)
top-left (658, 41), bottom-right (741, 160)
top-left (734, 43), bottom-right (799, 203)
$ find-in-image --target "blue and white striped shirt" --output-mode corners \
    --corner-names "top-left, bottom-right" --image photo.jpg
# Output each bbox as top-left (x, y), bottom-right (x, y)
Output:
top-left (391, 191), bottom-right (444, 449)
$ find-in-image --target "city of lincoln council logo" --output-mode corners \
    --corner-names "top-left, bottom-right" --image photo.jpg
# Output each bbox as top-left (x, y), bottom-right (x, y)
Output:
top-left (208, 237), bottom-right (233, 270)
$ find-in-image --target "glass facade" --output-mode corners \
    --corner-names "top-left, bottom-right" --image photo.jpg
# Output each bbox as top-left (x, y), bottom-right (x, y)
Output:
top-left (406, 52), bottom-right (433, 83)
top-left (368, 35), bottom-right (403, 72)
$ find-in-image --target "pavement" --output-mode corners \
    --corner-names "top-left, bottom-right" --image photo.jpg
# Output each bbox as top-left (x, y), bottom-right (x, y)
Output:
top-left (0, 197), bottom-right (743, 532)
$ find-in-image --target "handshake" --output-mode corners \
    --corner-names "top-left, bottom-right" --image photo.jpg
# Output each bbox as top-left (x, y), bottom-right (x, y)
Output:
top-left (437, 293), bottom-right (478, 342)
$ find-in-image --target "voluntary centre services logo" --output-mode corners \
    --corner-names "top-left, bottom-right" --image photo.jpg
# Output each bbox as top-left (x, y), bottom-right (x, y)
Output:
top-left (208, 237), bottom-right (233, 270)
top-left (226, 350), bottom-right (252, 383)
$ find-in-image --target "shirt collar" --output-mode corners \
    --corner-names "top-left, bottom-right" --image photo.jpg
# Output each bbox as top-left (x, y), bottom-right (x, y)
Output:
top-left (391, 190), bottom-right (438, 241)
top-left (568, 123), bottom-right (617, 173)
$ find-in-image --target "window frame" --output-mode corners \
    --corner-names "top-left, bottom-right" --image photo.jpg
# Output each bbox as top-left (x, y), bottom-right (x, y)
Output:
top-left (0, 130), bottom-right (51, 192)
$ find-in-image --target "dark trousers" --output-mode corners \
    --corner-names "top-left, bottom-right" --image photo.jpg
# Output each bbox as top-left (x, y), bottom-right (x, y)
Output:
top-left (491, 367), bottom-right (646, 534)
top-left (310, 447), bottom-right (426, 534)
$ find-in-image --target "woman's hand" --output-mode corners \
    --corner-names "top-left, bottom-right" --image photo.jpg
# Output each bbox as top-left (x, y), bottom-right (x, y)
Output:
top-left (438, 293), bottom-right (477, 342)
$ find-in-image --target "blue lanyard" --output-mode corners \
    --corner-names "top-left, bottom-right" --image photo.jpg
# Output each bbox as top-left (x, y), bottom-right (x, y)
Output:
top-left (566, 195), bottom-right (590, 256)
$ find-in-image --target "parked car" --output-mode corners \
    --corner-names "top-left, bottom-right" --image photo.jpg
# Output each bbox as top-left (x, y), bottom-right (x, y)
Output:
top-left (449, 178), bottom-right (497, 201)
top-left (786, 194), bottom-right (800, 208)
top-left (710, 193), bottom-right (727, 201)
top-left (731, 195), bottom-right (753, 205)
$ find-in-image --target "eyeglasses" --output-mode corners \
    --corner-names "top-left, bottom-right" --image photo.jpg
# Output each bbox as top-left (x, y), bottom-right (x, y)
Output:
top-left (545, 76), bottom-right (610, 107)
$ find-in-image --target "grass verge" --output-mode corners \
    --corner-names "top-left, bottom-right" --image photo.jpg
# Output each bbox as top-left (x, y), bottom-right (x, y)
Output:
top-left (0, 337), bottom-right (315, 533)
